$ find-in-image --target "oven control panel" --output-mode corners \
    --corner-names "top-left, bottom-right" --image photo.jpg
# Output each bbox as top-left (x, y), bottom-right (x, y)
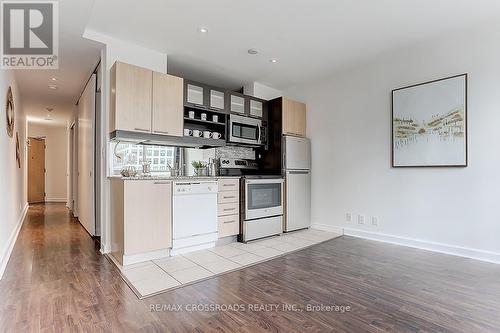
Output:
top-left (220, 158), bottom-right (258, 169)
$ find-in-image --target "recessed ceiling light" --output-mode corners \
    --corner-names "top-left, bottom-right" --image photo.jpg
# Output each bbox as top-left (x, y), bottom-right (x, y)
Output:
top-left (51, 77), bottom-right (57, 81)
top-left (46, 107), bottom-right (53, 112)
top-left (248, 48), bottom-right (258, 55)
top-left (48, 84), bottom-right (57, 90)
top-left (198, 27), bottom-right (208, 33)
top-left (270, 58), bottom-right (278, 63)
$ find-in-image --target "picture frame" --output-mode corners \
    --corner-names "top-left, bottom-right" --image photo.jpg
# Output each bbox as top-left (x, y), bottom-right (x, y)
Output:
top-left (392, 74), bottom-right (468, 167)
top-left (16, 132), bottom-right (21, 168)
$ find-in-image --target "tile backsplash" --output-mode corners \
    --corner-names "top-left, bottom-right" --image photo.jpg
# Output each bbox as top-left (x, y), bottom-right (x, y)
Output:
top-left (214, 146), bottom-right (255, 160)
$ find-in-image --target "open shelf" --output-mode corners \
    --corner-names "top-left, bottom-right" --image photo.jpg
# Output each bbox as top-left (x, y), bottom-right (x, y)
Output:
top-left (184, 104), bottom-right (227, 115)
top-left (184, 117), bottom-right (226, 126)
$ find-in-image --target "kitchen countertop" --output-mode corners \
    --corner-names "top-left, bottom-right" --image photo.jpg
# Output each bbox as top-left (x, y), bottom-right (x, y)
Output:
top-left (109, 175), bottom-right (242, 181)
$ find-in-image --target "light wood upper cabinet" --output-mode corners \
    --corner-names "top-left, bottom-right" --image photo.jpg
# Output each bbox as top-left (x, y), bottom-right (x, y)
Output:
top-left (152, 72), bottom-right (184, 136)
top-left (111, 62), bottom-right (153, 133)
top-left (282, 97), bottom-right (306, 137)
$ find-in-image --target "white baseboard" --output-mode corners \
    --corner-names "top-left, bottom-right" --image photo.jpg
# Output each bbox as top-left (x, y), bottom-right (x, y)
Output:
top-left (123, 248), bottom-right (170, 266)
top-left (0, 203), bottom-right (28, 279)
top-left (311, 223), bottom-right (344, 235)
top-left (344, 228), bottom-right (500, 265)
top-left (45, 198), bottom-right (67, 203)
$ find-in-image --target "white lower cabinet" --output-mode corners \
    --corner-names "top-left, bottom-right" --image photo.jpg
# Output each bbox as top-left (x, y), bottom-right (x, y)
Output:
top-left (217, 178), bottom-right (240, 238)
top-left (110, 179), bottom-right (172, 265)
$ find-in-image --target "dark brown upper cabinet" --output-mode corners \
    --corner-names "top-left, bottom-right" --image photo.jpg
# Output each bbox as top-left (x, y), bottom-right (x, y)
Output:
top-left (184, 80), bottom-right (228, 114)
top-left (248, 97), bottom-right (264, 118)
top-left (184, 81), bottom-right (206, 109)
top-left (227, 92), bottom-right (246, 115)
top-left (208, 88), bottom-right (226, 112)
top-left (184, 80), bottom-right (267, 118)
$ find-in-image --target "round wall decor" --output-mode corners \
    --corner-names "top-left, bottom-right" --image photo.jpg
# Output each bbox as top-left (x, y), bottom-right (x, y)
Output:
top-left (6, 86), bottom-right (14, 138)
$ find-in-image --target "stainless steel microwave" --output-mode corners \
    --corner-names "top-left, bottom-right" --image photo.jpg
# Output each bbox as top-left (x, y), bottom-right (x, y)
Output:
top-left (228, 114), bottom-right (265, 146)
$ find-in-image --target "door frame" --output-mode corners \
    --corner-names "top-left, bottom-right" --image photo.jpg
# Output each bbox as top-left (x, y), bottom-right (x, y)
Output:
top-left (68, 122), bottom-right (76, 211)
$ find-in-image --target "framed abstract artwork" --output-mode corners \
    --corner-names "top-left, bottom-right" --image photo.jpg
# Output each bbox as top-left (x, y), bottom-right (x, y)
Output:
top-left (392, 74), bottom-right (467, 167)
top-left (16, 132), bottom-right (21, 168)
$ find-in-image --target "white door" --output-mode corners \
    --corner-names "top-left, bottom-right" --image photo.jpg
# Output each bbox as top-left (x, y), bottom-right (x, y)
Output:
top-left (286, 170), bottom-right (311, 231)
top-left (77, 75), bottom-right (96, 235)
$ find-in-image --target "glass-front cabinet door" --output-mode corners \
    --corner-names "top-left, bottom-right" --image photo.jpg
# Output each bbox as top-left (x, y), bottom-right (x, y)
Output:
top-left (210, 90), bottom-right (225, 111)
top-left (230, 94), bottom-right (245, 114)
top-left (186, 83), bottom-right (204, 106)
top-left (249, 99), bottom-right (263, 118)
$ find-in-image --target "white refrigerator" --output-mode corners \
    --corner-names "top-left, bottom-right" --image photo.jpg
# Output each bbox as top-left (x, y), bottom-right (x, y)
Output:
top-left (283, 135), bottom-right (311, 232)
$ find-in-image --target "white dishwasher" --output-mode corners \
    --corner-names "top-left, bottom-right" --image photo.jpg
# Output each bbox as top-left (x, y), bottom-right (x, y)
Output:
top-left (171, 181), bottom-right (218, 255)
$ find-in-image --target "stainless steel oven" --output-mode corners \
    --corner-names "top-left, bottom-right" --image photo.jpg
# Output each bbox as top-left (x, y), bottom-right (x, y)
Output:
top-left (241, 176), bottom-right (284, 242)
top-left (228, 114), bottom-right (265, 146)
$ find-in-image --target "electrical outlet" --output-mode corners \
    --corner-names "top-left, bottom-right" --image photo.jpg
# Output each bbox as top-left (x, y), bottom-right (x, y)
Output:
top-left (372, 216), bottom-right (379, 226)
top-left (346, 212), bottom-right (352, 222)
top-left (358, 215), bottom-right (365, 225)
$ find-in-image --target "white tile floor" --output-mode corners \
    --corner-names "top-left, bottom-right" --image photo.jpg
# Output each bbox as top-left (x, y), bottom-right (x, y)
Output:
top-left (118, 229), bottom-right (342, 298)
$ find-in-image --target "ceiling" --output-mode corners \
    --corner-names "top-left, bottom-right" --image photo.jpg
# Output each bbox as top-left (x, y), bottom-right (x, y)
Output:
top-left (16, 0), bottom-right (500, 125)
top-left (85, 0), bottom-right (500, 90)
top-left (17, 0), bottom-right (101, 126)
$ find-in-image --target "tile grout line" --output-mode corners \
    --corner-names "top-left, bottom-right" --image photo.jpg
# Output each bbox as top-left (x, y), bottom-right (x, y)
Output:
top-left (151, 260), bottom-right (183, 286)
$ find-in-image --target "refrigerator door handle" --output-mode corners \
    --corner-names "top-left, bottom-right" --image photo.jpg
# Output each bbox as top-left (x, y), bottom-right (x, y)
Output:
top-left (287, 170), bottom-right (310, 174)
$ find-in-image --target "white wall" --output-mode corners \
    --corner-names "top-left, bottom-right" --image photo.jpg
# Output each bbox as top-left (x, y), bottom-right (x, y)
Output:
top-left (289, 23), bottom-right (500, 262)
top-left (0, 71), bottom-right (28, 278)
top-left (243, 82), bottom-right (283, 100)
top-left (28, 122), bottom-right (68, 202)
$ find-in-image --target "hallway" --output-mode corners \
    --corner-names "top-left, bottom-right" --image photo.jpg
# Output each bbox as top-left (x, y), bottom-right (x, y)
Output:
top-left (0, 204), bottom-right (118, 331)
top-left (2, 204), bottom-right (500, 332)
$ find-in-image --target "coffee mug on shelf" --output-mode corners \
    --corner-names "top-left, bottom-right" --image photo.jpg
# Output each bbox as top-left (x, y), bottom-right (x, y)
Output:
top-left (212, 115), bottom-right (218, 123)
top-left (203, 131), bottom-right (212, 139)
top-left (183, 128), bottom-right (193, 136)
top-left (201, 113), bottom-right (207, 121)
top-left (212, 132), bottom-right (222, 139)
top-left (188, 111), bottom-right (195, 119)
top-left (192, 129), bottom-right (202, 137)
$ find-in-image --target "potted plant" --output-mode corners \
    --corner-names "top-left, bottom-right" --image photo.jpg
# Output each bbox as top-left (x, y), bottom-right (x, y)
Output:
top-left (191, 160), bottom-right (207, 176)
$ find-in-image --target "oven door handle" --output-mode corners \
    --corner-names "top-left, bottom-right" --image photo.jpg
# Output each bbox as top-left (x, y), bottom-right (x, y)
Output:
top-left (245, 179), bottom-right (284, 185)
top-left (257, 125), bottom-right (262, 144)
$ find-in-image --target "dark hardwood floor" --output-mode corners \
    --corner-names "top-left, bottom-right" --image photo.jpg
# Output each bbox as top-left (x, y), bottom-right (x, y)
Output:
top-left (1, 203), bottom-right (500, 332)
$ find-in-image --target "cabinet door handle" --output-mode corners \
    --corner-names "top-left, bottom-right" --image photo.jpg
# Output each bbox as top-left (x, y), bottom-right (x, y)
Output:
top-left (223, 196), bottom-right (236, 199)
top-left (223, 208), bottom-right (235, 212)
top-left (134, 127), bottom-right (149, 132)
top-left (223, 184), bottom-right (236, 187)
top-left (223, 220), bottom-right (236, 224)
top-left (154, 182), bottom-right (170, 185)
top-left (153, 130), bottom-right (169, 134)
